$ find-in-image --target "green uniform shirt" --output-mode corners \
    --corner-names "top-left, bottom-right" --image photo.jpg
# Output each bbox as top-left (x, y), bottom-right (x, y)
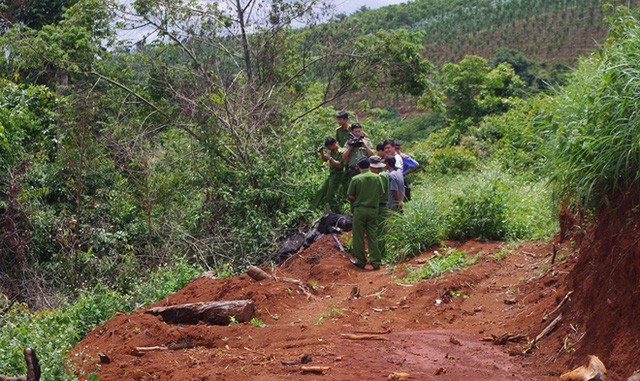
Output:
top-left (328, 148), bottom-right (345, 175)
top-left (347, 169), bottom-right (383, 208)
top-left (379, 171), bottom-right (389, 206)
top-left (336, 127), bottom-right (350, 147)
top-left (343, 137), bottom-right (373, 168)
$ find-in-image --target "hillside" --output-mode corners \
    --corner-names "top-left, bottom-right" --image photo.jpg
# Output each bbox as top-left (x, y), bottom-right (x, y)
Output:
top-left (342, 0), bottom-right (640, 65)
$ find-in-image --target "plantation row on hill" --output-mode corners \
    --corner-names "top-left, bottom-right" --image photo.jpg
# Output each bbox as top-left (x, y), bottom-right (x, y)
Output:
top-left (341, 0), bottom-right (640, 64)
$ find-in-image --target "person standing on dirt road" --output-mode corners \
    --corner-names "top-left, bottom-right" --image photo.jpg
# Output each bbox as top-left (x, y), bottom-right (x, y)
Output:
top-left (311, 136), bottom-right (346, 213)
top-left (369, 155), bottom-right (389, 259)
top-left (347, 157), bottom-right (384, 270)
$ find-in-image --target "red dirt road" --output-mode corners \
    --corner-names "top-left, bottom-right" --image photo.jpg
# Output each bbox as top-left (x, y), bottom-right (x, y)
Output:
top-left (69, 236), bottom-right (578, 380)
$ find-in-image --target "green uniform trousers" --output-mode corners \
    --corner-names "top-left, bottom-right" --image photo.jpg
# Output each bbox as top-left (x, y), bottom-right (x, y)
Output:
top-left (311, 172), bottom-right (345, 213)
top-left (352, 205), bottom-right (381, 268)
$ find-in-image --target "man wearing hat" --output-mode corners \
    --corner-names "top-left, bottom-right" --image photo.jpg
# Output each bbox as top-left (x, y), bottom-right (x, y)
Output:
top-left (347, 157), bottom-right (384, 270)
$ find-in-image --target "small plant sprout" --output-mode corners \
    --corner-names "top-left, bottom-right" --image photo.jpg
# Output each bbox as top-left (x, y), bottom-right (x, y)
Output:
top-left (249, 318), bottom-right (266, 328)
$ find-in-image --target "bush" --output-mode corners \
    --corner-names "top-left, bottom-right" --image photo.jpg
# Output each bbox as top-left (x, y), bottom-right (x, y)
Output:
top-left (446, 172), bottom-right (509, 240)
top-left (427, 146), bottom-right (478, 175)
top-left (385, 190), bottom-right (445, 262)
top-left (444, 167), bottom-right (556, 241)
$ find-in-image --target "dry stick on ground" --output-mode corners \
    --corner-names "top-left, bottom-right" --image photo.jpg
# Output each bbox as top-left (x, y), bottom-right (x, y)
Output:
top-left (331, 234), bottom-right (345, 252)
top-left (131, 346), bottom-right (169, 356)
top-left (341, 333), bottom-right (390, 341)
top-left (300, 366), bottom-right (331, 374)
top-left (145, 300), bottom-right (255, 325)
top-left (526, 313), bottom-right (563, 353)
top-left (542, 291), bottom-right (574, 321)
top-left (246, 266), bottom-right (315, 298)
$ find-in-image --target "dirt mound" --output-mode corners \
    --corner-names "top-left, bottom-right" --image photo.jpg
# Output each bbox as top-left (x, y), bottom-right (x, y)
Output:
top-left (561, 188), bottom-right (640, 379)
top-left (69, 235), bottom-right (576, 380)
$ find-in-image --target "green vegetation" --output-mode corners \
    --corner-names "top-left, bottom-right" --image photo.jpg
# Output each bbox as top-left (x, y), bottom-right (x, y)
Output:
top-left (550, 6), bottom-right (640, 208)
top-left (0, 260), bottom-right (202, 380)
top-left (397, 247), bottom-right (476, 284)
top-left (2, 0), bottom-right (640, 378)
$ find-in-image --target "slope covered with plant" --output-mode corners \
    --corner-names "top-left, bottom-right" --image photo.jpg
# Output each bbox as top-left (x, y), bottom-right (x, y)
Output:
top-left (0, 0), bottom-right (639, 379)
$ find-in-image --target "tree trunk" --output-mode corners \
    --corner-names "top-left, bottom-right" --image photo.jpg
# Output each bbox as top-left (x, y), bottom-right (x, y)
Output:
top-left (145, 300), bottom-right (255, 325)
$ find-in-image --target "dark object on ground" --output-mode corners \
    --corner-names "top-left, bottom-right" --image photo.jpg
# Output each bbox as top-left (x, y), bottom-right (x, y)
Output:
top-left (274, 230), bottom-right (306, 263)
top-left (317, 213), bottom-right (352, 234)
top-left (145, 300), bottom-right (255, 325)
top-left (303, 229), bottom-right (322, 248)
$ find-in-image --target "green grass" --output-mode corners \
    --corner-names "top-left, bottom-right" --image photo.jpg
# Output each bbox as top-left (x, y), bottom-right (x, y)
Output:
top-left (550, 8), bottom-right (640, 208)
top-left (397, 247), bottom-right (476, 284)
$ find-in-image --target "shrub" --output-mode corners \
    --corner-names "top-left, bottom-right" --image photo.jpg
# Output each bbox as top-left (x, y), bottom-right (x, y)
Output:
top-left (427, 146), bottom-right (478, 175)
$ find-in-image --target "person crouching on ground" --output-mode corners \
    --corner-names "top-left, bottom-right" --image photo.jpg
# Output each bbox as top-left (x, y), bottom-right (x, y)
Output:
top-left (347, 157), bottom-right (384, 270)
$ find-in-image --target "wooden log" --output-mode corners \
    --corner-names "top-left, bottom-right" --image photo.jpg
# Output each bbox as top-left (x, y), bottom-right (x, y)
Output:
top-left (146, 300), bottom-right (255, 325)
top-left (247, 266), bottom-right (272, 281)
top-left (25, 348), bottom-right (40, 381)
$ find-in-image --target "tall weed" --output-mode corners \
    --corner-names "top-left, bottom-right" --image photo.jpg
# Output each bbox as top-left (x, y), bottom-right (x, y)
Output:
top-left (550, 9), bottom-right (640, 207)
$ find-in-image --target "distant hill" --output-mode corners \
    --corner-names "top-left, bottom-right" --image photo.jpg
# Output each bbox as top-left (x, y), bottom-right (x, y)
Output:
top-left (339, 0), bottom-right (640, 66)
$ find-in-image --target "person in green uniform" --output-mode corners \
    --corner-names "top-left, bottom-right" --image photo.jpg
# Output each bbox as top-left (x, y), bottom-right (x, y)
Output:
top-left (311, 137), bottom-right (346, 212)
top-left (342, 123), bottom-right (374, 181)
top-left (369, 155), bottom-right (389, 260)
top-left (347, 158), bottom-right (384, 270)
top-left (335, 111), bottom-right (351, 147)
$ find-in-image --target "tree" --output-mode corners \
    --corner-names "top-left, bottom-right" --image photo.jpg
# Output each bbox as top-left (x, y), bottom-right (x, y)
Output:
top-left (439, 55), bottom-right (526, 129)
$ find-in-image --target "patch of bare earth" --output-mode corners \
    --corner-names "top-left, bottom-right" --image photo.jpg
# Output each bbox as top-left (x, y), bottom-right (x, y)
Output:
top-left (70, 235), bottom-right (581, 380)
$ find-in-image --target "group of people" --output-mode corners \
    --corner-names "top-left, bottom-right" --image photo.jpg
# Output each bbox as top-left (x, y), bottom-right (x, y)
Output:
top-left (311, 111), bottom-right (419, 270)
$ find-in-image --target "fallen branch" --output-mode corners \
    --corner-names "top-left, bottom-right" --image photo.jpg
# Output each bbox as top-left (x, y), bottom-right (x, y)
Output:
top-left (526, 313), bottom-right (562, 352)
top-left (341, 333), bottom-right (389, 341)
top-left (245, 266), bottom-right (316, 298)
top-left (542, 291), bottom-right (573, 321)
top-left (131, 346), bottom-right (169, 356)
top-left (300, 366), bottom-right (331, 374)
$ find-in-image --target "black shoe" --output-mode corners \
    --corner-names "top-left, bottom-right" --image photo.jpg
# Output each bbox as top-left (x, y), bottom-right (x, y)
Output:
top-left (350, 258), bottom-right (365, 269)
